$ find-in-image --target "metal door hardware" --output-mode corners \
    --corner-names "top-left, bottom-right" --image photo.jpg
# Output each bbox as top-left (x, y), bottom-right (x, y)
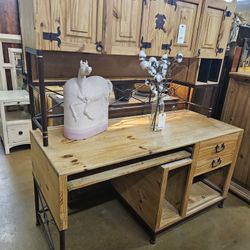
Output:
top-left (140, 36), bottom-right (151, 49)
top-left (212, 158), bottom-right (222, 168)
top-left (215, 143), bottom-right (225, 153)
top-left (95, 41), bottom-right (103, 52)
top-left (216, 47), bottom-right (224, 56)
top-left (166, 0), bottom-right (177, 10)
top-left (43, 26), bottom-right (61, 48)
top-left (162, 40), bottom-right (172, 54)
top-left (224, 7), bottom-right (232, 18)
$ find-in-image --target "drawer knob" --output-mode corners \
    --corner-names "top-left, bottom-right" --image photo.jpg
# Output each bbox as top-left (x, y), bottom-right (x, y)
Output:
top-left (215, 143), bottom-right (225, 153)
top-left (18, 131), bottom-right (23, 135)
top-left (212, 158), bottom-right (222, 168)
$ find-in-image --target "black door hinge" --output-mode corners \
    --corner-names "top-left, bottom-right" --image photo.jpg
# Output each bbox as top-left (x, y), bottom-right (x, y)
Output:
top-left (162, 40), bottom-right (172, 54)
top-left (216, 47), bottom-right (224, 56)
top-left (140, 36), bottom-right (151, 49)
top-left (43, 26), bottom-right (61, 48)
top-left (166, 0), bottom-right (177, 10)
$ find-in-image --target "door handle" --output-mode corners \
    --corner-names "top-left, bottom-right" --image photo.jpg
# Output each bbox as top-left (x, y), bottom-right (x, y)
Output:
top-left (212, 158), bottom-right (222, 168)
top-left (215, 143), bottom-right (225, 153)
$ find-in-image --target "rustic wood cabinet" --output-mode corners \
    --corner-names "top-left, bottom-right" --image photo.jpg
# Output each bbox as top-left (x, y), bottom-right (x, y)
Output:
top-left (19, 0), bottom-right (104, 53)
top-left (50, 0), bottom-right (104, 53)
top-left (221, 72), bottom-right (250, 202)
top-left (18, 0), bottom-right (236, 58)
top-left (196, 0), bottom-right (236, 59)
top-left (141, 0), bottom-right (202, 57)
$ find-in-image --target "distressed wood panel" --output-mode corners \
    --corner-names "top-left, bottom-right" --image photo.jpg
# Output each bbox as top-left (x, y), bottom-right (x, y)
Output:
top-left (50, 0), bottom-right (103, 52)
top-left (0, 0), bottom-right (20, 34)
top-left (222, 74), bottom-right (250, 191)
top-left (31, 133), bottom-right (68, 230)
top-left (104, 0), bottom-right (143, 55)
top-left (196, 0), bottom-right (236, 58)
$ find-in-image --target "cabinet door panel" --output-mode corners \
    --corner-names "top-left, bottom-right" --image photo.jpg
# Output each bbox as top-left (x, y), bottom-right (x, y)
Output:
top-left (171, 1), bottom-right (200, 57)
top-left (51, 0), bottom-right (103, 53)
top-left (105, 0), bottom-right (143, 55)
top-left (141, 0), bottom-right (201, 57)
top-left (141, 0), bottom-right (172, 56)
top-left (196, 0), bottom-right (236, 58)
top-left (201, 8), bottom-right (223, 50)
top-left (35, 0), bottom-right (52, 50)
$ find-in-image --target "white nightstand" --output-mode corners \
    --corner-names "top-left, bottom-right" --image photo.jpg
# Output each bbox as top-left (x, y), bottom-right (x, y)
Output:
top-left (0, 90), bottom-right (31, 154)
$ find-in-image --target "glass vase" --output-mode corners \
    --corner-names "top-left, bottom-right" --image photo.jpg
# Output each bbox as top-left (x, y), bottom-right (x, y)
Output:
top-left (150, 95), bottom-right (166, 131)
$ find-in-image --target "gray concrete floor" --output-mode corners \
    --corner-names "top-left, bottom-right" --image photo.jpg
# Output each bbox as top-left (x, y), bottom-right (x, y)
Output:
top-left (0, 145), bottom-right (249, 250)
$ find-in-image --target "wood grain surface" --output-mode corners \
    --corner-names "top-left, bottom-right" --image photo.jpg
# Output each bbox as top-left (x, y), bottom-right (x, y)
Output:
top-left (30, 110), bottom-right (242, 176)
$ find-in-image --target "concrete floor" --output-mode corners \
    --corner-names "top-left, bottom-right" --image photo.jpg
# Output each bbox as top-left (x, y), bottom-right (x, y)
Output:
top-left (0, 145), bottom-right (249, 250)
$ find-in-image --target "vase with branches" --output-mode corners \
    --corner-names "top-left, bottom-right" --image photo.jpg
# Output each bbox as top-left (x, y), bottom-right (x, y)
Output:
top-left (139, 50), bottom-right (183, 131)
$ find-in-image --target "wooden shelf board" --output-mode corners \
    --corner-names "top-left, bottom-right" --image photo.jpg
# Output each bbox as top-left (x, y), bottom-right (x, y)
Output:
top-left (187, 181), bottom-right (221, 212)
top-left (159, 200), bottom-right (181, 229)
top-left (195, 81), bottom-right (219, 86)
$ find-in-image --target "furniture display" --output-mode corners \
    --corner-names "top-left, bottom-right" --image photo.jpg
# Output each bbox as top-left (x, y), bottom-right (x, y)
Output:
top-left (221, 72), bottom-right (250, 202)
top-left (31, 110), bottom-right (243, 249)
top-left (18, 0), bottom-right (236, 58)
top-left (0, 90), bottom-right (31, 154)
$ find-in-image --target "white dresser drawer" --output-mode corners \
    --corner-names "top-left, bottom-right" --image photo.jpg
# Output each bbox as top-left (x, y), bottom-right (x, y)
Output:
top-left (4, 101), bottom-right (30, 106)
top-left (7, 123), bottom-right (31, 144)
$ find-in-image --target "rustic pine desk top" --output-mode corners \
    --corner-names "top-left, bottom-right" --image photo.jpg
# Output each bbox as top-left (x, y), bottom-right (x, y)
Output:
top-left (30, 110), bottom-right (241, 177)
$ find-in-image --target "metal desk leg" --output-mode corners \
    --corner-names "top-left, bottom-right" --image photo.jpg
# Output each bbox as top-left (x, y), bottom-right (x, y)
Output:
top-left (60, 230), bottom-right (66, 250)
top-left (149, 232), bottom-right (157, 245)
top-left (33, 178), bottom-right (41, 226)
top-left (37, 50), bottom-right (48, 147)
top-left (33, 177), bottom-right (66, 250)
top-left (218, 199), bottom-right (225, 208)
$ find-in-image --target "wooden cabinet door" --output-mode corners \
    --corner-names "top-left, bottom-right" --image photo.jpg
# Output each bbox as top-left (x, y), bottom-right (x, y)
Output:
top-left (50, 0), bottom-right (104, 53)
top-left (196, 0), bottom-right (236, 58)
top-left (141, 0), bottom-right (172, 56)
top-left (104, 0), bottom-right (143, 55)
top-left (141, 0), bottom-right (201, 57)
top-left (170, 0), bottom-right (201, 57)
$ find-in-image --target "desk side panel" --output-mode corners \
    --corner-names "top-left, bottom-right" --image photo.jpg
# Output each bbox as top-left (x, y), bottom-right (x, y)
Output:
top-left (112, 167), bottom-right (166, 231)
top-left (31, 133), bottom-right (68, 231)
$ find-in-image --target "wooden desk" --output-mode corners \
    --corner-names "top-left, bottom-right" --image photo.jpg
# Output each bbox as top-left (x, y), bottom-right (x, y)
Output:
top-left (31, 110), bottom-right (243, 249)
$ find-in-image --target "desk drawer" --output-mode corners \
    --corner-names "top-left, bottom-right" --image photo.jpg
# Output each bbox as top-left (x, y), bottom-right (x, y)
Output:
top-left (195, 133), bottom-right (238, 176)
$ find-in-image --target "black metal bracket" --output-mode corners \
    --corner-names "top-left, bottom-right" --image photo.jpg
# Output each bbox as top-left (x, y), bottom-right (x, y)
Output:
top-left (216, 47), bottom-right (224, 56)
top-left (140, 36), bottom-right (151, 49)
top-left (155, 14), bottom-right (166, 31)
top-left (43, 26), bottom-right (61, 48)
top-left (162, 40), bottom-right (172, 54)
top-left (95, 41), bottom-right (103, 52)
top-left (166, 0), bottom-right (177, 10)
